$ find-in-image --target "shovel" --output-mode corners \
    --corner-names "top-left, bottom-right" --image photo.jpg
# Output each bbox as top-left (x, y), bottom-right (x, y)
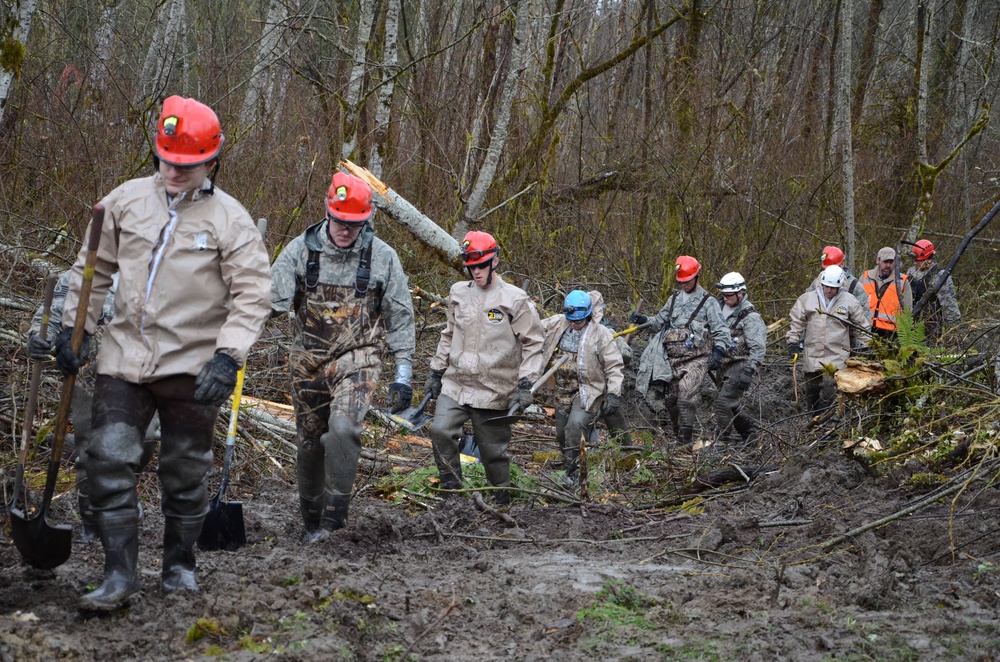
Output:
top-left (7, 273), bottom-right (58, 516)
top-left (386, 391), bottom-right (434, 432)
top-left (197, 355), bottom-right (248, 552)
top-left (483, 354), bottom-right (571, 427)
top-left (11, 203), bottom-right (105, 570)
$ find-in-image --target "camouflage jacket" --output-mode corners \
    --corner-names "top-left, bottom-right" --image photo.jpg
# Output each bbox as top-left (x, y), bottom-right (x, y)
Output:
top-left (647, 285), bottom-right (732, 352)
top-left (270, 220), bottom-right (415, 367)
top-left (719, 295), bottom-right (767, 369)
top-left (907, 263), bottom-right (960, 326)
top-left (29, 270), bottom-right (117, 341)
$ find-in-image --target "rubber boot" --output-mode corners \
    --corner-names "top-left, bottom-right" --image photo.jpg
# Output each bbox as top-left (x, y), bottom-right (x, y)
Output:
top-left (162, 515), bottom-right (204, 593)
top-left (300, 495), bottom-right (323, 543)
top-left (562, 448), bottom-right (580, 488)
top-left (78, 494), bottom-right (98, 543)
top-left (303, 492), bottom-right (350, 543)
top-left (734, 413), bottom-right (759, 448)
top-left (678, 426), bottom-right (694, 447)
top-left (438, 472), bottom-right (462, 498)
top-left (78, 511), bottom-right (141, 612)
top-left (492, 488), bottom-right (511, 507)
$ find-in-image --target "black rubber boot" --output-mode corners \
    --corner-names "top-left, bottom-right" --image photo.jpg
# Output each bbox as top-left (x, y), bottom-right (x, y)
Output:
top-left (162, 515), bottom-right (203, 593)
top-left (438, 472), bottom-right (463, 497)
top-left (299, 495), bottom-right (323, 543)
top-left (303, 493), bottom-right (350, 543)
top-left (492, 488), bottom-right (511, 507)
top-left (78, 495), bottom-right (99, 543)
top-left (562, 448), bottom-right (580, 488)
top-left (78, 511), bottom-right (141, 612)
top-left (678, 426), bottom-right (694, 447)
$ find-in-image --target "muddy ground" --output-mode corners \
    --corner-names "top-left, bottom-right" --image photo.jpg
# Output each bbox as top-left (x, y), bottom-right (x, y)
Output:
top-left (2, 377), bottom-right (999, 662)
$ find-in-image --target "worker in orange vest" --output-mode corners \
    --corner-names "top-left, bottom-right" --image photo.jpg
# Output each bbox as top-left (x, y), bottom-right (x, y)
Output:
top-left (859, 247), bottom-right (912, 342)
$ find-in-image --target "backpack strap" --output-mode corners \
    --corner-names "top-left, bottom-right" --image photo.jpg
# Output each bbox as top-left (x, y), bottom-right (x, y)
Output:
top-left (684, 293), bottom-right (711, 330)
top-left (355, 241), bottom-right (373, 297)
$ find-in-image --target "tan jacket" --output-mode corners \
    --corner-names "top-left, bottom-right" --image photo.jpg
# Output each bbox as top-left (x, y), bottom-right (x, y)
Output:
top-left (63, 174), bottom-right (271, 382)
top-left (787, 287), bottom-right (870, 373)
top-left (540, 291), bottom-right (624, 413)
top-left (430, 275), bottom-right (544, 409)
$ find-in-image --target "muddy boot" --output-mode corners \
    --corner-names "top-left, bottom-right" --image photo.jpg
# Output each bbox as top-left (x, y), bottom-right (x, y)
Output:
top-left (562, 447), bottom-right (580, 488)
top-left (678, 426), bottom-right (694, 447)
top-left (162, 515), bottom-right (203, 593)
top-left (303, 493), bottom-right (350, 543)
top-left (492, 488), bottom-right (511, 507)
top-left (299, 495), bottom-right (323, 543)
top-left (78, 511), bottom-right (141, 612)
top-left (438, 472), bottom-right (463, 499)
top-left (733, 412), bottom-right (759, 448)
top-left (78, 495), bottom-right (98, 543)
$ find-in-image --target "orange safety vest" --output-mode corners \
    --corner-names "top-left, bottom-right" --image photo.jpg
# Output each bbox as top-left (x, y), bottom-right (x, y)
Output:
top-left (861, 270), bottom-right (907, 331)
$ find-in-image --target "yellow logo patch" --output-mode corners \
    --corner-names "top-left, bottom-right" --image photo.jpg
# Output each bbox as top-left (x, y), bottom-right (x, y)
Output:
top-left (486, 309), bottom-right (505, 324)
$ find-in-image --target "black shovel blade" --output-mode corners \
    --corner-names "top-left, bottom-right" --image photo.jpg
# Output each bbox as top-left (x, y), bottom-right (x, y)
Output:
top-left (197, 499), bottom-right (246, 552)
top-left (9, 508), bottom-right (72, 570)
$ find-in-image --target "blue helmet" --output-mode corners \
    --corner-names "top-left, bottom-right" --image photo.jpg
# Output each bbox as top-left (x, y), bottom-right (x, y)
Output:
top-left (563, 290), bottom-right (592, 321)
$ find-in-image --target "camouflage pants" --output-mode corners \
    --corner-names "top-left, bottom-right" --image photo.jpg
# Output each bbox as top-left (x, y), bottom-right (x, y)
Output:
top-left (650, 354), bottom-right (708, 441)
top-left (714, 361), bottom-right (756, 441)
top-left (291, 347), bottom-right (381, 498)
top-left (555, 397), bottom-right (595, 478)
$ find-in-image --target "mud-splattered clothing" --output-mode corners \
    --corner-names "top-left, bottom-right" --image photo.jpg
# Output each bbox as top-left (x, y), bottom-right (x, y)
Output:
top-left (787, 287), bottom-right (870, 374)
top-left (810, 271), bottom-right (869, 320)
top-left (715, 295), bottom-right (767, 443)
top-left (270, 220), bottom-right (415, 499)
top-left (907, 262), bottom-right (960, 342)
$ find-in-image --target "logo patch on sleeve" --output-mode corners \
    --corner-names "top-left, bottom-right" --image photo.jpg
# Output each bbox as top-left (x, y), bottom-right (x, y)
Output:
top-left (193, 233), bottom-right (209, 251)
top-left (836, 306), bottom-right (848, 316)
top-left (486, 309), bottom-right (505, 324)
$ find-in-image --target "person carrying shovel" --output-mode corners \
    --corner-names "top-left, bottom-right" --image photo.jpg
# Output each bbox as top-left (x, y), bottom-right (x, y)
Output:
top-left (539, 290), bottom-right (624, 487)
top-left (424, 231), bottom-right (544, 505)
top-left (270, 171), bottom-right (415, 542)
top-left (57, 96), bottom-right (271, 611)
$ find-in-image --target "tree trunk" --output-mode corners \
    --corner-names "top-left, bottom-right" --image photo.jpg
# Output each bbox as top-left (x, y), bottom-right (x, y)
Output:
top-left (0, 0), bottom-right (39, 127)
top-left (139, 0), bottom-right (186, 102)
top-left (341, 0), bottom-right (378, 160)
top-left (370, 0), bottom-right (402, 179)
top-left (239, 0), bottom-right (296, 137)
top-left (836, 0), bottom-right (857, 273)
top-left (851, 0), bottom-right (885, 128)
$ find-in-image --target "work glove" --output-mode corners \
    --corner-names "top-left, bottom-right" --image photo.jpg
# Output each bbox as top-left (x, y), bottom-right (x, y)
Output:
top-left (508, 377), bottom-right (533, 412)
top-left (193, 352), bottom-right (240, 406)
top-left (53, 326), bottom-right (91, 376)
top-left (707, 346), bottom-right (726, 372)
top-left (629, 312), bottom-right (649, 326)
top-left (424, 369), bottom-right (444, 399)
top-left (787, 342), bottom-right (802, 358)
top-left (603, 393), bottom-right (622, 417)
top-left (387, 382), bottom-right (413, 413)
top-left (27, 332), bottom-right (52, 360)
top-left (736, 365), bottom-right (755, 391)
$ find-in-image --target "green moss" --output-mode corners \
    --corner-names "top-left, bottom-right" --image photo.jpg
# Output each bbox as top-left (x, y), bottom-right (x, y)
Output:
top-left (0, 38), bottom-right (27, 77)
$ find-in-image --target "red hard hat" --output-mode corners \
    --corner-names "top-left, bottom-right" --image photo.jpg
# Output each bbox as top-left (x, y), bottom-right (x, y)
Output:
top-left (325, 172), bottom-right (374, 223)
top-left (154, 96), bottom-right (224, 166)
top-left (911, 239), bottom-right (935, 261)
top-left (461, 231), bottom-right (499, 267)
top-left (674, 256), bottom-right (701, 282)
top-left (821, 245), bottom-right (844, 268)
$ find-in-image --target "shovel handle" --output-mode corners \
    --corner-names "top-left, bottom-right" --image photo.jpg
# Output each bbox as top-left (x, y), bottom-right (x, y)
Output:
top-left (218, 366), bottom-right (246, 497)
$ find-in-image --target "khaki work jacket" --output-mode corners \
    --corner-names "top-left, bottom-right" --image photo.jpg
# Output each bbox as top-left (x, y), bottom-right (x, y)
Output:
top-left (63, 174), bottom-right (271, 382)
top-left (430, 275), bottom-right (544, 410)
top-left (787, 288), bottom-right (870, 373)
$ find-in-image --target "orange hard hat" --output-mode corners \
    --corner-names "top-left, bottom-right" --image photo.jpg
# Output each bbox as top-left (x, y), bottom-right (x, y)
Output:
top-left (325, 172), bottom-right (374, 224)
top-left (154, 96), bottom-right (224, 166)
top-left (461, 231), bottom-right (499, 267)
top-left (911, 239), bottom-right (935, 261)
top-left (674, 256), bottom-right (701, 282)
top-left (821, 245), bottom-right (844, 268)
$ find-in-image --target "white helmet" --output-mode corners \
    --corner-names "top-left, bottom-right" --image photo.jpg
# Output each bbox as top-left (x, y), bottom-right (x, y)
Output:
top-left (820, 264), bottom-right (846, 288)
top-left (716, 272), bottom-right (747, 294)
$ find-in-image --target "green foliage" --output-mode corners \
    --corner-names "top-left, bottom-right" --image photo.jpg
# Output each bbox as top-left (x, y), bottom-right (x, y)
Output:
top-left (186, 618), bottom-right (226, 643)
top-left (974, 561), bottom-right (995, 583)
top-left (377, 461), bottom-right (536, 502)
top-left (0, 38), bottom-right (27, 77)
top-left (577, 579), bottom-right (654, 629)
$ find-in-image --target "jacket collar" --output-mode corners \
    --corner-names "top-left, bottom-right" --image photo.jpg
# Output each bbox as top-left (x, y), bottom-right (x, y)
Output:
top-left (304, 219), bottom-right (375, 256)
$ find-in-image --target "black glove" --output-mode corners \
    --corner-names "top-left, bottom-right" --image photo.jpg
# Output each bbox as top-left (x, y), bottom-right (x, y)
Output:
top-left (603, 393), bottom-right (622, 417)
top-left (787, 342), bottom-right (802, 358)
top-left (629, 312), bottom-right (648, 326)
top-left (53, 326), bottom-right (91, 376)
top-left (736, 366), bottom-right (755, 391)
top-left (508, 377), bottom-right (533, 412)
top-left (27, 333), bottom-right (52, 360)
top-left (193, 353), bottom-right (240, 406)
top-left (387, 382), bottom-right (413, 413)
top-left (424, 369), bottom-right (444, 399)
top-left (707, 346), bottom-right (726, 372)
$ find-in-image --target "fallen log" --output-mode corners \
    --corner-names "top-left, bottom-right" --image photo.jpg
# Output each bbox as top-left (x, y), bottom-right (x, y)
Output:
top-left (688, 464), bottom-right (781, 493)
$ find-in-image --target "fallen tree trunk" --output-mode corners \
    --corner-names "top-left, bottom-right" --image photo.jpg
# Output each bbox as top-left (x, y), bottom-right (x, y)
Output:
top-left (689, 464), bottom-right (781, 493)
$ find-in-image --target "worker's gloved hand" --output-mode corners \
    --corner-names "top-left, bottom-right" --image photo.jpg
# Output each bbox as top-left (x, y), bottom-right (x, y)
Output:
top-left (28, 333), bottom-right (53, 360)
top-left (736, 366), bottom-right (755, 391)
top-left (707, 346), bottom-right (726, 371)
top-left (194, 352), bottom-right (240, 406)
top-left (629, 312), bottom-right (648, 326)
top-left (424, 369), bottom-right (444, 399)
top-left (787, 342), bottom-right (802, 358)
top-left (508, 377), bottom-right (533, 412)
top-left (387, 382), bottom-right (413, 414)
top-left (603, 393), bottom-right (622, 417)
top-left (53, 326), bottom-right (91, 376)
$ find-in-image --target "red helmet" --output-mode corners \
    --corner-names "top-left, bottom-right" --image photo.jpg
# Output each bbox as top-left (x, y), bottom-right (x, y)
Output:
top-left (154, 96), bottom-right (224, 166)
top-left (674, 256), bottom-right (701, 283)
top-left (461, 231), bottom-right (499, 267)
top-left (325, 172), bottom-right (374, 224)
top-left (821, 245), bottom-right (844, 268)
top-left (911, 239), bottom-right (935, 261)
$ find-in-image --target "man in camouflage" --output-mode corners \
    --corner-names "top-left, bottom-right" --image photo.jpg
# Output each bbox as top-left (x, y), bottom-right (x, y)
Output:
top-left (634, 256), bottom-right (732, 447)
top-left (270, 171), bottom-right (415, 542)
top-left (907, 239), bottom-right (960, 344)
top-left (712, 272), bottom-right (767, 446)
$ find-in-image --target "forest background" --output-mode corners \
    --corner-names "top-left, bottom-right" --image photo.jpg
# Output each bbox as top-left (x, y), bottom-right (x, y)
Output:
top-left (2, 0), bottom-right (999, 342)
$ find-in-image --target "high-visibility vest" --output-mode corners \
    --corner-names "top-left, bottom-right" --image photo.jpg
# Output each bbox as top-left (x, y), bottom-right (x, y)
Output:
top-left (861, 270), bottom-right (907, 331)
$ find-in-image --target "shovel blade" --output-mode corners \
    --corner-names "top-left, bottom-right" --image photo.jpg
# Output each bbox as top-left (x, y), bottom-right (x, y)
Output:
top-left (9, 509), bottom-right (72, 570)
top-left (197, 500), bottom-right (246, 552)
top-left (482, 414), bottom-right (523, 427)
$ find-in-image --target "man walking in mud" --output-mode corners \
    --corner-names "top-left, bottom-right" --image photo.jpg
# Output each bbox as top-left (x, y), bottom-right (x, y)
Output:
top-left (424, 231), bottom-right (544, 504)
top-left (270, 171), bottom-right (415, 542)
top-left (58, 96), bottom-right (271, 611)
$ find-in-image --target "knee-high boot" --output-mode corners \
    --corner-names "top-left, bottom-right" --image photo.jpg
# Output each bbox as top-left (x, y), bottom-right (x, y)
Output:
top-left (303, 492), bottom-right (351, 543)
top-left (78, 510), bottom-right (141, 612)
top-left (162, 514), bottom-right (204, 593)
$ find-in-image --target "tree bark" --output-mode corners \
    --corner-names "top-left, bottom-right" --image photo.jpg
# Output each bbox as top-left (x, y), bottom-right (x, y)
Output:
top-left (370, 0), bottom-right (402, 179)
top-left (341, 0), bottom-right (378, 160)
top-left (836, 0), bottom-right (857, 273)
top-left (239, 0), bottom-right (296, 136)
top-left (139, 0), bottom-right (186, 102)
top-left (0, 0), bottom-right (39, 127)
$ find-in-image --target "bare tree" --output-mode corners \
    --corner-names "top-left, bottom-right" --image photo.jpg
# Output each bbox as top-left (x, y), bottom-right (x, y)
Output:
top-left (341, 0), bottom-right (377, 160)
top-left (835, 0), bottom-right (857, 271)
top-left (370, 0), bottom-right (401, 179)
top-left (0, 0), bottom-right (39, 127)
top-left (239, 0), bottom-right (298, 137)
top-left (139, 0), bottom-right (187, 102)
